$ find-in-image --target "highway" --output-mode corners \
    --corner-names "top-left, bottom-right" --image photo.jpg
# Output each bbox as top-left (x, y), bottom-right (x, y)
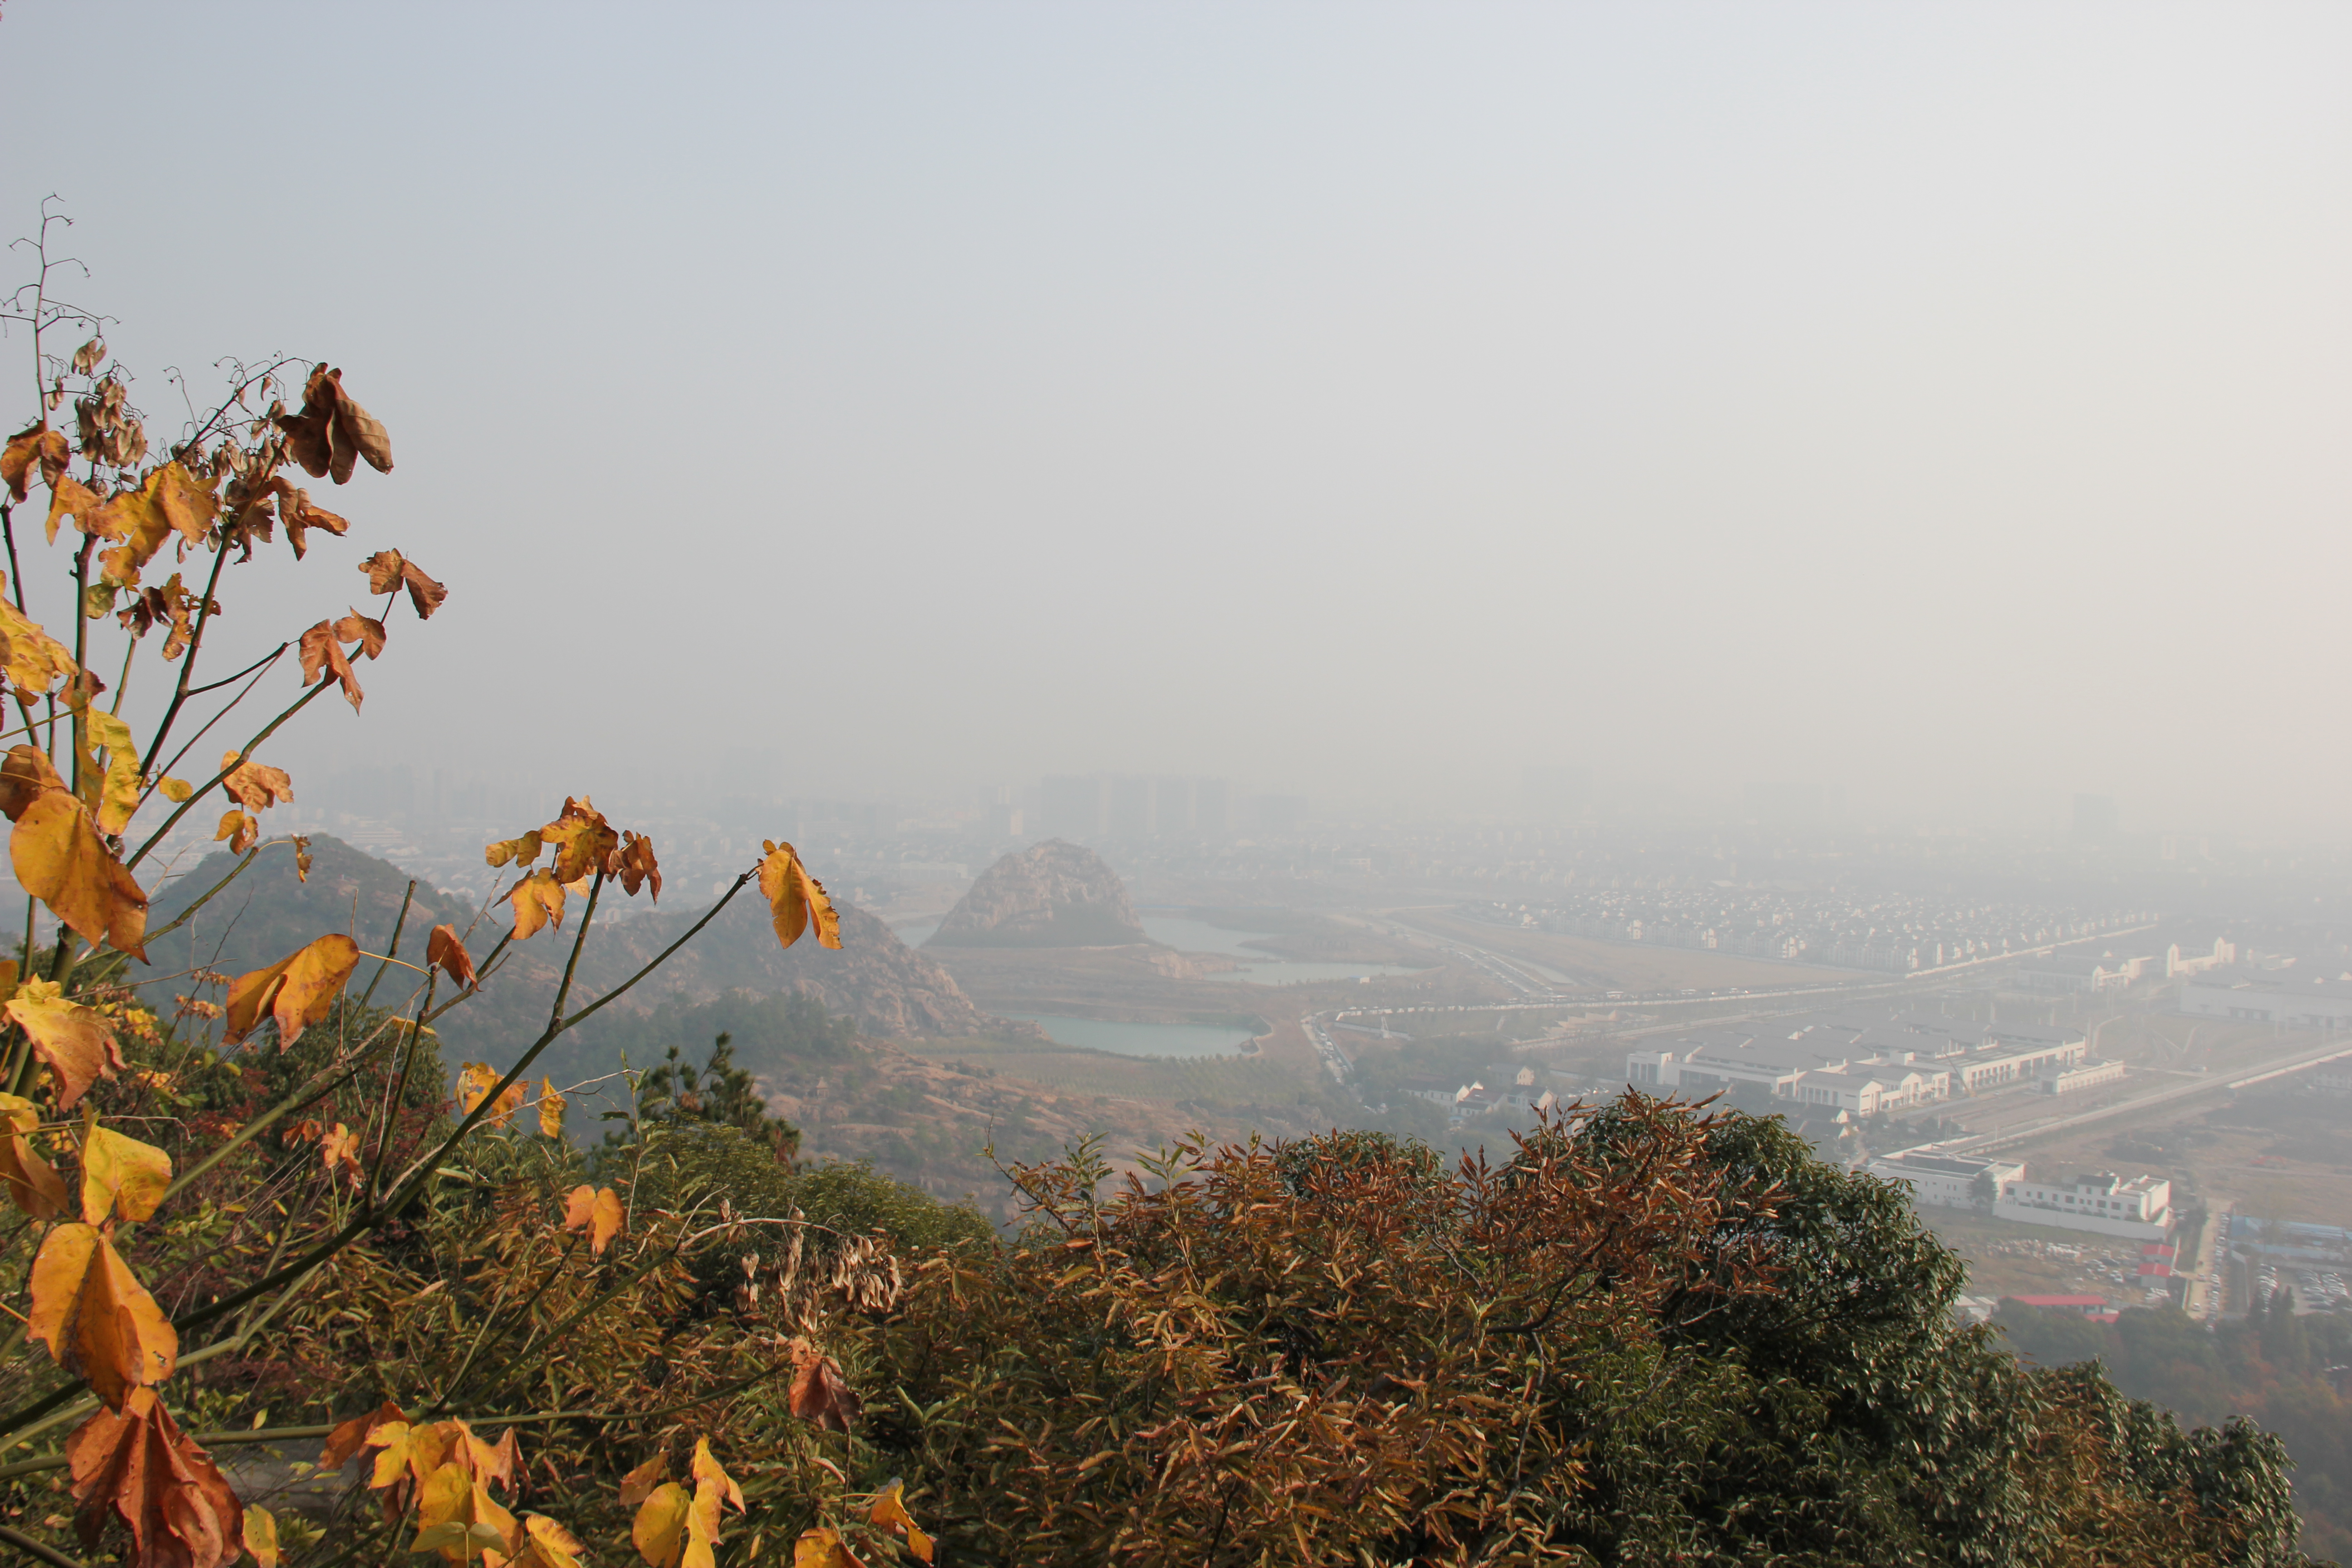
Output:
top-left (1937, 1038), bottom-right (2352, 1157)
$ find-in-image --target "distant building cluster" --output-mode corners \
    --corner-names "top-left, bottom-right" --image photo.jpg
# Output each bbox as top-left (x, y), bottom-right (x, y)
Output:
top-left (1626, 1008), bottom-right (2111, 1118)
top-left (2178, 951), bottom-right (2352, 1030)
top-left (1476, 889), bottom-right (2155, 973)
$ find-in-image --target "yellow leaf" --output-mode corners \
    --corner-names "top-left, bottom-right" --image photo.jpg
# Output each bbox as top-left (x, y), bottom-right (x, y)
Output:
top-left (43, 471), bottom-right (107, 543)
top-left (222, 933), bottom-right (361, 1049)
top-left (6, 978), bottom-right (126, 1108)
top-left (157, 775), bottom-right (193, 803)
top-left (485, 830), bottom-right (543, 870)
top-left (10, 788), bottom-right (148, 960)
top-left (29, 1222), bottom-right (178, 1409)
top-left (0, 573), bottom-right (80, 694)
top-left (509, 869), bottom-right (564, 941)
top-left (632, 1480), bottom-right (694, 1568)
top-left (869, 1481), bottom-right (935, 1563)
top-left (82, 710), bottom-right (141, 836)
top-left (691, 1436), bottom-right (744, 1515)
top-left (794, 1526), bottom-right (867, 1568)
top-left (214, 807), bottom-right (257, 854)
top-left (459, 1063), bottom-right (525, 1130)
top-left (538, 1078), bottom-right (566, 1138)
top-left (758, 840), bottom-right (842, 952)
top-left (80, 1122), bottom-right (172, 1225)
top-left (244, 1503), bottom-right (282, 1568)
top-left (88, 461), bottom-right (217, 590)
top-left (368, 1419), bottom-right (449, 1491)
top-left (539, 797), bottom-right (618, 883)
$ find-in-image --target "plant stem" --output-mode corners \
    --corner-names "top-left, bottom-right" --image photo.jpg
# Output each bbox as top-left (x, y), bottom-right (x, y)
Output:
top-left (357, 880), bottom-right (416, 1010)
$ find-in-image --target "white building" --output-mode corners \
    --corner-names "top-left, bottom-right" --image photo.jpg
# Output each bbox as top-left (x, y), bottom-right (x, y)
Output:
top-left (2166, 935), bottom-right (2237, 979)
top-left (1790, 1064), bottom-right (1949, 1115)
top-left (1629, 1010), bottom-right (2095, 1106)
top-left (1994, 1171), bottom-right (2171, 1241)
top-left (2042, 1058), bottom-right (2126, 1095)
top-left (2179, 961), bottom-right (2352, 1030)
top-left (1867, 1149), bottom-right (2025, 1209)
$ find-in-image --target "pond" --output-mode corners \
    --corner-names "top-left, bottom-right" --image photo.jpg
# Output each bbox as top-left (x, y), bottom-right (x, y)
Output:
top-left (1004, 1013), bottom-right (1259, 1058)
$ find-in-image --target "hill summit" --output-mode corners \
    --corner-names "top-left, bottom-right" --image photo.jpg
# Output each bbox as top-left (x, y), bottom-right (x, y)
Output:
top-left (927, 839), bottom-right (1146, 948)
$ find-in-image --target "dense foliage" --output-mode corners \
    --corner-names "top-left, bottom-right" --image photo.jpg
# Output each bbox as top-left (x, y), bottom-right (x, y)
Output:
top-left (2002, 1290), bottom-right (2352, 1562)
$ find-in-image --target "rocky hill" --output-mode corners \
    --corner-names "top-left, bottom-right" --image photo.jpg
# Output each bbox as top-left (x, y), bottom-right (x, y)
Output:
top-left (136, 837), bottom-right (1013, 1058)
top-left (927, 839), bottom-right (1146, 948)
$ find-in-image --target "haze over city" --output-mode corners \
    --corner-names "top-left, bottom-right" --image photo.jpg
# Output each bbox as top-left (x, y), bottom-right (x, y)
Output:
top-left (5, 2), bottom-right (2349, 835)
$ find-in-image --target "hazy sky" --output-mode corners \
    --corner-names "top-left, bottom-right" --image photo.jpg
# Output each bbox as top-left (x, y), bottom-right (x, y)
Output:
top-left (3, 4), bottom-right (2348, 834)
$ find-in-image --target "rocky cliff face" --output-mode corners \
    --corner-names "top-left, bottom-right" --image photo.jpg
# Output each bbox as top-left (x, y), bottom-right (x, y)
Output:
top-left (927, 840), bottom-right (1147, 948)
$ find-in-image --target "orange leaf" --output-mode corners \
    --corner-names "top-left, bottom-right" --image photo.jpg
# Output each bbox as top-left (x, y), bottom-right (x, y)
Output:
top-left (758, 841), bottom-right (841, 952)
top-left (537, 1078), bottom-right (566, 1139)
top-left (30, 1223), bottom-right (179, 1408)
top-left (359, 547), bottom-right (448, 619)
top-left (10, 791), bottom-right (149, 960)
top-left (562, 1183), bottom-right (625, 1255)
top-left (0, 1093), bottom-right (68, 1218)
top-left (221, 933), bottom-right (361, 1049)
top-left (293, 833), bottom-right (313, 881)
top-left (215, 808), bottom-right (258, 854)
top-left (611, 832), bottom-right (662, 900)
top-left (509, 869), bottom-right (565, 941)
top-left (321, 1121), bottom-right (360, 1177)
top-left (1, 423), bottom-right (70, 501)
top-left (591, 1187), bottom-right (625, 1255)
top-left (219, 750), bottom-right (295, 813)
top-left (65, 1387), bottom-right (242, 1566)
top-left (426, 923), bottom-right (477, 989)
top-left (788, 1342), bottom-right (861, 1432)
top-left (334, 605), bottom-right (388, 659)
top-left (617, 1452), bottom-right (670, 1507)
top-left (297, 619), bottom-right (365, 711)
top-left (80, 1122), bottom-right (172, 1226)
top-left (6, 978), bottom-right (126, 1108)
top-left (0, 742), bottom-right (65, 821)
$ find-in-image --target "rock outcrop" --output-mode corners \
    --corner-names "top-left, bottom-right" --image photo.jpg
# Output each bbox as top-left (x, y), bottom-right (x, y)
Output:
top-left (140, 838), bottom-right (1016, 1049)
top-left (927, 840), bottom-right (1147, 948)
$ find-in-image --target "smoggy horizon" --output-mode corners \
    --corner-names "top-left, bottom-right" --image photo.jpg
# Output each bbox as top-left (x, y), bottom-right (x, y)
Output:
top-left (4, 4), bottom-right (2348, 840)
